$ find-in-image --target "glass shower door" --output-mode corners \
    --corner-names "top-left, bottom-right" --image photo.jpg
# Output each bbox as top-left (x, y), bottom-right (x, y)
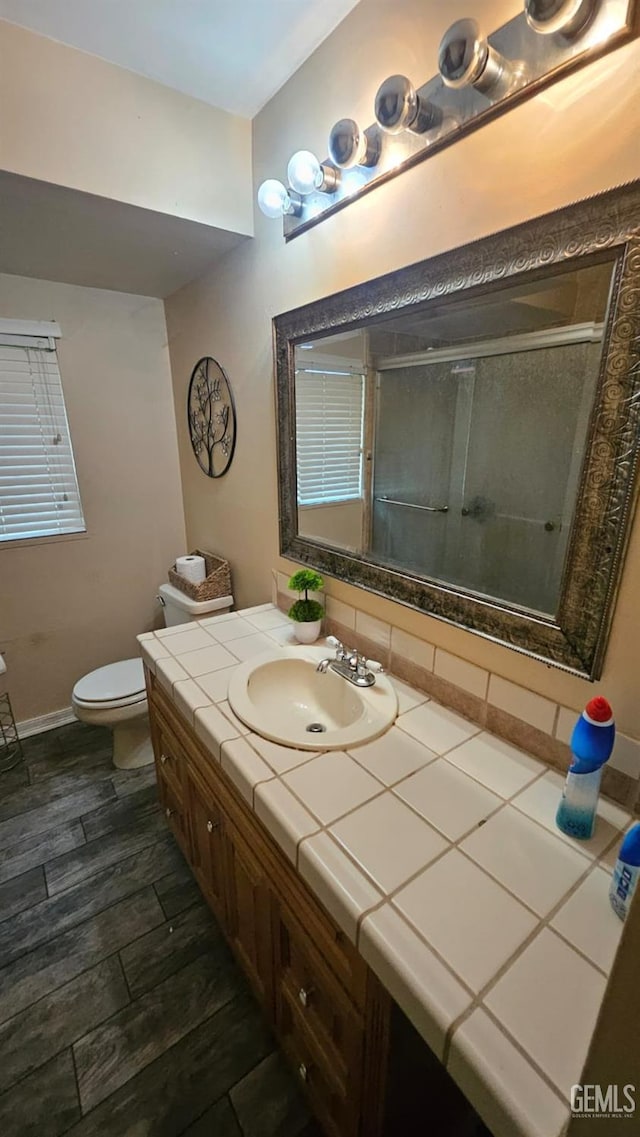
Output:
top-left (371, 338), bottom-right (602, 616)
top-left (371, 362), bottom-right (458, 579)
top-left (444, 340), bottom-right (601, 615)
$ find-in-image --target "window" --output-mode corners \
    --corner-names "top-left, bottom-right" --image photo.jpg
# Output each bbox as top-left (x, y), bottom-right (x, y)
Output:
top-left (0, 320), bottom-right (85, 542)
top-left (295, 367), bottom-right (365, 506)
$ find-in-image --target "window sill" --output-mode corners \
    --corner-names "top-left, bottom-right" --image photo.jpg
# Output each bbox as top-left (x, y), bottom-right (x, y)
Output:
top-left (0, 530), bottom-right (89, 552)
top-left (299, 499), bottom-right (363, 510)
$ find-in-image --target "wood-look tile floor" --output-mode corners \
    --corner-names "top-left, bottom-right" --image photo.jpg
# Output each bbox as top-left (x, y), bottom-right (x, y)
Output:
top-left (0, 722), bottom-right (321, 1137)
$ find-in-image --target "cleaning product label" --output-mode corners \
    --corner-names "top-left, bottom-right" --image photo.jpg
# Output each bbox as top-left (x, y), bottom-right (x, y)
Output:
top-left (556, 768), bottom-right (603, 840)
top-left (610, 860), bottom-right (639, 921)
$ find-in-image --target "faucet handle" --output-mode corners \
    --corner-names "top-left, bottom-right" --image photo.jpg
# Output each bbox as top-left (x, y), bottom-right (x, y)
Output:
top-left (326, 635), bottom-right (346, 660)
top-left (364, 659), bottom-right (385, 674)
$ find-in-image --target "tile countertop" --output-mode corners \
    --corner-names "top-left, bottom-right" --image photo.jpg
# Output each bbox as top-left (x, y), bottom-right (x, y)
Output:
top-left (138, 605), bottom-right (631, 1137)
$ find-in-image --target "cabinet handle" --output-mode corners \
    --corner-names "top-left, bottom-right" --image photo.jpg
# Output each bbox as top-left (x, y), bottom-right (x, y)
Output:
top-left (206, 819), bottom-right (220, 833)
top-left (298, 986), bottom-right (314, 1008)
top-left (298, 1062), bottom-right (309, 1083)
top-left (160, 753), bottom-right (170, 765)
top-left (165, 807), bottom-right (174, 819)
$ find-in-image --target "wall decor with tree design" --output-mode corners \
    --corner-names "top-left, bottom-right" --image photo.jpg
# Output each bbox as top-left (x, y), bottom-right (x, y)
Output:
top-left (187, 356), bottom-right (237, 478)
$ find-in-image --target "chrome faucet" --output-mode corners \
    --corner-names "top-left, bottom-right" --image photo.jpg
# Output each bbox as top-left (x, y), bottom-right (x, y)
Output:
top-left (316, 636), bottom-right (384, 688)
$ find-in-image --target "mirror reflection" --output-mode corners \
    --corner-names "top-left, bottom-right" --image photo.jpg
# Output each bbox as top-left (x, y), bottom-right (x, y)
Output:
top-left (295, 258), bottom-right (614, 617)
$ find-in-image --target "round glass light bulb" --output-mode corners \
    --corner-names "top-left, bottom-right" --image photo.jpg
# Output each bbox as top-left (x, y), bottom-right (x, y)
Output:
top-left (328, 119), bottom-right (370, 169)
top-left (287, 151), bottom-right (323, 195)
top-left (257, 179), bottom-right (291, 219)
top-left (439, 18), bottom-right (488, 89)
top-left (524, 0), bottom-right (595, 36)
top-left (375, 75), bottom-right (419, 135)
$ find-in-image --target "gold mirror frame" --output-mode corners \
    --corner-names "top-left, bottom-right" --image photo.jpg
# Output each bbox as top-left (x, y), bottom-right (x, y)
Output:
top-left (274, 181), bottom-right (640, 679)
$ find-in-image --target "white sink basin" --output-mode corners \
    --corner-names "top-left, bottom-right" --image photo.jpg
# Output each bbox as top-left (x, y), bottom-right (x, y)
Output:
top-left (228, 646), bottom-right (398, 751)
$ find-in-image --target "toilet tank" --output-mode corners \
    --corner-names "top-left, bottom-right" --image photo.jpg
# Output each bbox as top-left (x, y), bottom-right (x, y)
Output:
top-left (158, 582), bottom-right (233, 627)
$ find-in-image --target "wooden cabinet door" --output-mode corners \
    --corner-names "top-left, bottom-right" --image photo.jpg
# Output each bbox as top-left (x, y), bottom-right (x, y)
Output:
top-left (185, 765), bottom-right (226, 926)
top-left (223, 819), bottom-right (272, 1012)
top-left (272, 899), bottom-right (364, 1137)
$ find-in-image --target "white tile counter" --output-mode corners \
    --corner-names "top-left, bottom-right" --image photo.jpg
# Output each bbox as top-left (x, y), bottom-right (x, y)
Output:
top-left (138, 604), bottom-right (630, 1137)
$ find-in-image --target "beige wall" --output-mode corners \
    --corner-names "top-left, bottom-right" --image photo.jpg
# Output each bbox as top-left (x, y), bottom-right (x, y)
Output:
top-left (164, 0), bottom-right (640, 737)
top-left (0, 20), bottom-right (253, 236)
top-left (0, 273), bottom-right (186, 722)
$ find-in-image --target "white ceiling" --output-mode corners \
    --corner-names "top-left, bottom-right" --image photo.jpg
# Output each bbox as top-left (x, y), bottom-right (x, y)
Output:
top-left (0, 0), bottom-right (361, 117)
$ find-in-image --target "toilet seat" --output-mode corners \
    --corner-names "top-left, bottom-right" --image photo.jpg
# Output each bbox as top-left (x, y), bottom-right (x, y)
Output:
top-left (72, 658), bottom-right (147, 710)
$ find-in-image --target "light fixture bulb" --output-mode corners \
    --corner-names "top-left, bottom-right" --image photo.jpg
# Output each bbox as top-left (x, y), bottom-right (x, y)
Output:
top-left (438, 18), bottom-right (506, 94)
top-left (287, 151), bottom-right (323, 195)
top-left (328, 118), bottom-right (379, 169)
top-left (524, 0), bottom-right (596, 37)
top-left (374, 74), bottom-right (442, 136)
top-left (257, 179), bottom-right (291, 219)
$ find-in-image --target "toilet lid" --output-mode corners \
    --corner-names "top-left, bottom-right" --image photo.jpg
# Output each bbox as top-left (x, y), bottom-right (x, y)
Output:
top-left (74, 658), bottom-right (146, 704)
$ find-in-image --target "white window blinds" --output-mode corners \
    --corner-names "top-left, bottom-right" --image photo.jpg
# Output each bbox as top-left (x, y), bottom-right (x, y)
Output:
top-left (295, 368), bottom-right (365, 506)
top-left (0, 329), bottom-right (86, 542)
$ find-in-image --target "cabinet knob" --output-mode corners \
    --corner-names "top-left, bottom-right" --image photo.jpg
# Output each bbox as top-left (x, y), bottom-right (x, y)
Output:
top-left (298, 1062), bottom-right (308, 1083)
top-left (165, 807), bottom-right (174, 819)
top-left (160, 753), bottom-right (170, 765)
top-left (206, 819), bottom-right (219, 833)
top-left (298, 986), bottom-right (313, 1008)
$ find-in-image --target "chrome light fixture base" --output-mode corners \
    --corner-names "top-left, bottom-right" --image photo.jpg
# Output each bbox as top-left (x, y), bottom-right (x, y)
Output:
top-left (277, 0), bottom-right (636, 240)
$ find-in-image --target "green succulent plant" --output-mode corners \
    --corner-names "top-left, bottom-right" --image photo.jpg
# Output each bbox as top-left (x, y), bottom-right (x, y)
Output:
top-left (287, 569), bottom-right (324, 623)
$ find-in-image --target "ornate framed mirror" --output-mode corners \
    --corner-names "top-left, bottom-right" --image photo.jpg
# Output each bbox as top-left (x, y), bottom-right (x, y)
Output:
top-left (273, 181), bottom-right (640, 679)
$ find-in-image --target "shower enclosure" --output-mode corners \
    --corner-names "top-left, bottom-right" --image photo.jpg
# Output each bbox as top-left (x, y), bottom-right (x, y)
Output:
top-left (371, 329), bottom-right (603, 616)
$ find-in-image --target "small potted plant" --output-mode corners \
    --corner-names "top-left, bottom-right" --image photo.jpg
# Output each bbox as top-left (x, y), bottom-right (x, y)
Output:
top-left (287, 569), bottom-right (325, 644)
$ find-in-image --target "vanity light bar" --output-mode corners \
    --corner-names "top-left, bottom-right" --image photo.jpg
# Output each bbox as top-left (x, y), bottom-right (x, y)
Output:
top-left (256, 0), bottom-right (637, 235)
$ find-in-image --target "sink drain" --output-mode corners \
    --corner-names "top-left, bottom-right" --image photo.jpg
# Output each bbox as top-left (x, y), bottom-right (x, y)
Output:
top-left (306, 722), bottom-right (327, 733)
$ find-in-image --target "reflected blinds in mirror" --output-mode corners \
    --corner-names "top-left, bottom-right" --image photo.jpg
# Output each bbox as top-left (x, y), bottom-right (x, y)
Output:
top-left (295, 368), bottom-right (365, 506)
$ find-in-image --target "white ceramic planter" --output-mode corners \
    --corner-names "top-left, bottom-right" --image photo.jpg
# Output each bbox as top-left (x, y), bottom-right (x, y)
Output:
top-left (291, 619), bottom-right (322, 645)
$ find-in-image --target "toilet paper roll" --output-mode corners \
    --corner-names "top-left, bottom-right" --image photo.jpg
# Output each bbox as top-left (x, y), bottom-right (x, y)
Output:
top-left (175, 555), bottom-right (206, 584)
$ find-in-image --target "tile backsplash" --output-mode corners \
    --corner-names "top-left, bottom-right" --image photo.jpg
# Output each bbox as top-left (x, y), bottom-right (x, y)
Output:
top-left (274, 571), bottom-right (640, 815)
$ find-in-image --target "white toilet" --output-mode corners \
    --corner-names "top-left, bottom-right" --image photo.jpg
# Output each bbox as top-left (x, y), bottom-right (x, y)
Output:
top-left (71, 583), bottom-right (233, 769)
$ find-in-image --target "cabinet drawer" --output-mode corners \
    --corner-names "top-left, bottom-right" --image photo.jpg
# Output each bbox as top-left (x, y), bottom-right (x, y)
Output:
top-left (153, 711), bottom-right (185, 803)
top-left (276, 905), bottom-right (363, 1088)
top-left (278, 990), bottom-right (359, 1137)
top-left (276, 889), bottom-right (368, 1015)
top-left (158, 774), bottom-right (189, 856)
top-left (185, 763), bottom-right (226, 925)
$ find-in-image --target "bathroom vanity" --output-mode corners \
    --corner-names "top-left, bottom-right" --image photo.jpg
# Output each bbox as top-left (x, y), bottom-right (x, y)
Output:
top-left (145, 664), bottom-right (484, 1137)
top-left (140, 606), bottom-right (627, 1137)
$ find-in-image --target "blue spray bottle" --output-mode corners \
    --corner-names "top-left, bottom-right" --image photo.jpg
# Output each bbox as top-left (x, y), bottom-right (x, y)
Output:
top-left (556, 696), bottom-right (615, 841)
top-left (609, 824), bottom-right (640, 921)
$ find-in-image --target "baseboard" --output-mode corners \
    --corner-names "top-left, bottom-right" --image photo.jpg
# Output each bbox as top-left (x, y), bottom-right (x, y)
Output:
top-left (17, 706), bottom-right (76, 739)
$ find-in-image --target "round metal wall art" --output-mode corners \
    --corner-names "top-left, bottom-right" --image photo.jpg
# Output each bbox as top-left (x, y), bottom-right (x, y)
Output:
top-left (187, 356), bottom-right (237, 478)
